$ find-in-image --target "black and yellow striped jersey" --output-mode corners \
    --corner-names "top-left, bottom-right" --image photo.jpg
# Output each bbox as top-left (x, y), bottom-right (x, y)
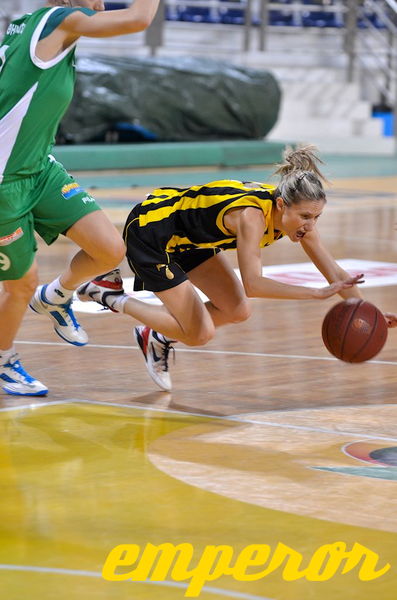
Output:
top-left (130, 180), bottom-right (284, 254)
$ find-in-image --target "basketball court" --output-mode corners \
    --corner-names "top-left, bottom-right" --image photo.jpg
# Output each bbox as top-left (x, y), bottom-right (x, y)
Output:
top-left (0, 160), bottom-right (396, 599)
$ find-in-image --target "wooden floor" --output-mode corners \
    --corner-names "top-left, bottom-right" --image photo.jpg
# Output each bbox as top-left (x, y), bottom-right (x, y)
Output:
top-left (0, 172), bottom-right (396, 600)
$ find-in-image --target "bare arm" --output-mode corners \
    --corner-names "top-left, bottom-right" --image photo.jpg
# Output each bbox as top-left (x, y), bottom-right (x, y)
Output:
top-left (301, 228), bottom-right (397, 327)
top-left (300, 228), bottom-right (363, 300)
top-left (58, 3), bottom-right (160, 39)
top-left (36, 2), bottom-right (160, 61)
top-left (233, 208), bottom-right (362, 300)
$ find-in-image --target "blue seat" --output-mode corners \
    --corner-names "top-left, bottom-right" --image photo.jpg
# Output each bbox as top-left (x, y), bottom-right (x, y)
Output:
top-left (301, 10), bottom-right (339, 27)
top-left (104, 2), bottom-right (127, 9)
top-left (269, 9), bottom-right (294, 26)
top-left (219, 4), bottom-right (245, 25)
top-left (178, 6), bottom-right (219, 23)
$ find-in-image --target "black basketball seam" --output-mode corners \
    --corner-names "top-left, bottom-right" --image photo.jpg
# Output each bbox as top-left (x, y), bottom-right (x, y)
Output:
top-left (341, 300), bottom-right (363, 362)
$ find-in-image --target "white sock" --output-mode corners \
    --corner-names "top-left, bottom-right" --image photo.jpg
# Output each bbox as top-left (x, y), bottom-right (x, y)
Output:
top-left (43, 277), bottom-right (74, 304)
top-left (0, 346), bottom-right (16, 365)
top-left (109, 293), bottom-right (129, 313)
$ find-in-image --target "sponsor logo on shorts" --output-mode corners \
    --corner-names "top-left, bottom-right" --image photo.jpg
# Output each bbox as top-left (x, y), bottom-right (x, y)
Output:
top-left (156, 263), bottom-right (174, 279)
top-left (0, 227), bottom-right (23, 246)
top-left (61, 182), bottom-right (84, 199)
top-left (0, 252), bottom-right (11, 271)
top-left (82, 195), bottom-right (96, 204)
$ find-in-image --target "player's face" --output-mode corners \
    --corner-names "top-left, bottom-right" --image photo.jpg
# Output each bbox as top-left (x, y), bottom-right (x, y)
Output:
top-left (276, 197), bottom-right (325, 242)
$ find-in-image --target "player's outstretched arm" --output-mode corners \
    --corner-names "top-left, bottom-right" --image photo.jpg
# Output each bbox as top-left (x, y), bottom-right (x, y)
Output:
top-left (300, 228), bottom-right (364, 300)
top-left (234, 208), bottom-right (363, 300)
top-left (300, 229), bottom-right (397, 326)
top-left (59, 1), bottom-right (161, 39)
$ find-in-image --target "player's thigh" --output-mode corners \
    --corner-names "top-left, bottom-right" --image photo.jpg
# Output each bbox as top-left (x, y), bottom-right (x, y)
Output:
top-left (156, 280), bottom-right (214, 340)
top-left (66, 211), bottom-right (124, 264)
top-left (187, 251), bottom-right (247, 311)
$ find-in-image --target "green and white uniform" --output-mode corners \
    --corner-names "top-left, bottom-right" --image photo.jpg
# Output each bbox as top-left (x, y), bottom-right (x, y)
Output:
top-left (0, 6), bottom-right (100, 280)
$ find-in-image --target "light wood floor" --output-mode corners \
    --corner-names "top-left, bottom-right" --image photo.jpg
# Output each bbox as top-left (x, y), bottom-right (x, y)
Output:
top-left (0, 173), bottom-right (396, 600)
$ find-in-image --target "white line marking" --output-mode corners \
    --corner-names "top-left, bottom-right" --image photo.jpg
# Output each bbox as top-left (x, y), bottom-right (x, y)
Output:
top-left (15, 340), bottom-right (397, 366)
top-left (71, 399), bottom-right (397, 443)
top-left (0, 400), bottom-right (73, 412)
top-left (0, 564), bottom-right (273, 600)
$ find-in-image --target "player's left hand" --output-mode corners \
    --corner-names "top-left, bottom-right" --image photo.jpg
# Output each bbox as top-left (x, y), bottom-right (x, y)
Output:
top-left (384, 312), bottom-right (397, 328)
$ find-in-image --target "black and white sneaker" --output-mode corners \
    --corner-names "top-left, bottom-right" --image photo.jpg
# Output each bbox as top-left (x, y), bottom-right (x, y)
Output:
top-left (77, 269), bottom-right (124, 312)
top-left (134, 326), bottom-right (173, 392)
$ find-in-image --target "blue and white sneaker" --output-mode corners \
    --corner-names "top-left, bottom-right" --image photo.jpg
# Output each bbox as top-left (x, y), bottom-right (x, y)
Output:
top-left (0, 353), bottom-right (48, 396)
top-left (29, 284), bottom-right (88, 346)
top-left (134, 326), bottom-right (173, 392)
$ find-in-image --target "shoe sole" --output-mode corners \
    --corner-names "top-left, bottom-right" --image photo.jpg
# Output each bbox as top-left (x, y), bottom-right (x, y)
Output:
top-left (2, 387), bottom-right (48, 396)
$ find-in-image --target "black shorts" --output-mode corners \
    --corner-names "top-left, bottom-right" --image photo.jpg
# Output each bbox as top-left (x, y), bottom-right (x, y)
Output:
top-left (123, 209), bottom-right (220, 292)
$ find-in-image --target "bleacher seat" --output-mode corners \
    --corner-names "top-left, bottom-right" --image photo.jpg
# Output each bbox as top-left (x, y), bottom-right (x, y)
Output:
top-left (104, 2), bottom-right (127, 9)
top-left (218, 0), bottom-right (245, 25)
top-left (178, 5), bottom-right (220, 23)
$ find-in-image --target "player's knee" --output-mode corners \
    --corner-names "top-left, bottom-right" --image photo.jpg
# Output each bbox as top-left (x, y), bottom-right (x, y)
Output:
top-left (94, 237), bottom-right (125, 270)
top-left (229, 300), bottom-right (251, 324)
top-left (8, 270), bottom-right (39, 302)
top-left (184, 323), bottom-right (215, 347)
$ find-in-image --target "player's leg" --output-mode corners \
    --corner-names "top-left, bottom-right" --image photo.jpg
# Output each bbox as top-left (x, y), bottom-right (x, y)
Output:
top-left (29, 158), bottom-right (125, 346)
top-left (0, 219), bottom-right (48, 396)
top-left (131, 252), bottom-right (250, 391)
top-left (185, 251), bottom-right (251, 327)
top-left (78, 269), bottom-right (215, 392)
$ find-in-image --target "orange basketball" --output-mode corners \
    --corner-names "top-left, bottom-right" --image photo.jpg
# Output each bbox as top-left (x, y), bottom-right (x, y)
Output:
top-left (322, 299), bottom-right (388, 363)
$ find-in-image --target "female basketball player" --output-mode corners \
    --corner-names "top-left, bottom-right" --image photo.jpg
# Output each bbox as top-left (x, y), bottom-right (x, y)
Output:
top-left (0, 0), bottom-right (160, 396)
top-left (77, 145), bottom-right (397, 391)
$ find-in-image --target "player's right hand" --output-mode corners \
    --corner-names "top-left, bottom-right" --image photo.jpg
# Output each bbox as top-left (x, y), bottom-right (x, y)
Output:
top-left (316, 273), bottom-right (365, 299)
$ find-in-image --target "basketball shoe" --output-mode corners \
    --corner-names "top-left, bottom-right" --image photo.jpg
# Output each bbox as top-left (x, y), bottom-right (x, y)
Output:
top-left (134, 326), bottom-right (174, 392)
top-left (0, 352), bottom-right (48, 396)
top-left (77, 269), bottom-right (124, 312)
top-left (29, 285), bottom-right (88, 346)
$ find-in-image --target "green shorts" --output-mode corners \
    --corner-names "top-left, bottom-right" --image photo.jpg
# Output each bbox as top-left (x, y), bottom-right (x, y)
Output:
top-left (0, 157), bottom-right (101, 280)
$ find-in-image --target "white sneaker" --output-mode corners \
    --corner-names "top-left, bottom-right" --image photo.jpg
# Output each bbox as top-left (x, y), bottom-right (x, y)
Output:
top-left (29, 284), bottom-right (88, 346)
top-left (134, 326), bottom-right (173, 392)
top-left (0, 353), bottom-right (48, 396)
top-left (77, 269), bottom-right (124, 312)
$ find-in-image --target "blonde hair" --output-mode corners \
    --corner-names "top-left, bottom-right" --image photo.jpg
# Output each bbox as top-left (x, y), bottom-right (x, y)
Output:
top-left (47, 1), bottom-right (72, 6)
top-left (273, 144), bottom-right (328, 206)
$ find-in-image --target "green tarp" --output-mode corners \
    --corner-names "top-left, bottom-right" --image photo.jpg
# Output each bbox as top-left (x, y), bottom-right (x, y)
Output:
top-left (59, 55), bottom-right (281, 143)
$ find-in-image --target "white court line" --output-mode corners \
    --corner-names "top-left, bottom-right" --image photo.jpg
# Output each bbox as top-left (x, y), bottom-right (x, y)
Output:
top-left (0, 564), bottom-right (273, 600)
top-left (15, 340), bottom-right (397, 366)
top-left (0, 400), bottom-right (73, 412)
top-left (71, 399), bottom-right (397, 443)
top-left (2, 399), bottom-right (396, 442)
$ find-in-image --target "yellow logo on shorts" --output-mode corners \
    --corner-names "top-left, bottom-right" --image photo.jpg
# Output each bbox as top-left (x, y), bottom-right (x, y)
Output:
top-left (61, 182), bottom-right (84, 199)
top-left (156, 264), bottom-right (174, 280)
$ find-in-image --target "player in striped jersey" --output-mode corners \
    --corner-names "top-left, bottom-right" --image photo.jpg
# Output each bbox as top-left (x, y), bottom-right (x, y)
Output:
top-left (79, 146), bottom-right (396, 392)
top-left (0, 0), bottom-right (161, 396)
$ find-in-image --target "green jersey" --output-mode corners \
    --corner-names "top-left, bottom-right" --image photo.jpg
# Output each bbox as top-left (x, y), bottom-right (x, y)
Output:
top-left (0, 6), bottom-right (95, 184)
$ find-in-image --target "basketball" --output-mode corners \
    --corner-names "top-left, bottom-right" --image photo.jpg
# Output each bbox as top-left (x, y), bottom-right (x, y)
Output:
top-left (322, 299), bottom-right (388, 363)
